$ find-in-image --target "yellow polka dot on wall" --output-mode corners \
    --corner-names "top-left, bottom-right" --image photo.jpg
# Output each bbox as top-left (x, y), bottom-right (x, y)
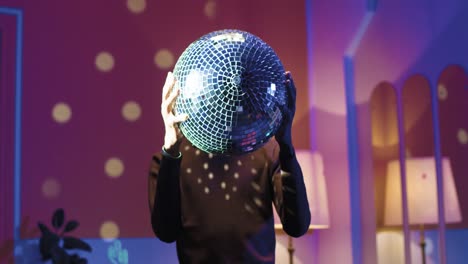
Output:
top-left (100, 221), bottom-right (120, 241)
top-left (122, 101), bottom-right (142, 121)
top-left (204, 0), bottom-right (217, 19)
top-left (457, 128), bottom-right (468, 145)
top-left (95, 51), bottom-right (115, 72)
top-left (154, 49), bottom-right (175, 70)
top-left (52, 102), bottom-right (72, 123)
top-left (127, 0), bottom-right (146, 14)
top-left (438, 84), bottom-right (448, 101)
top-left (105, 157), bottom-right (125, 178)
top-left (42, 178), bottom-right (61, 199)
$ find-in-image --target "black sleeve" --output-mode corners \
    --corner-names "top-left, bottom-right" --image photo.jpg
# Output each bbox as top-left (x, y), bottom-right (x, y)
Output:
top-left (272, 143), bottom-right (311, 237)
top-left (148, 152), bottom-right (182, 243)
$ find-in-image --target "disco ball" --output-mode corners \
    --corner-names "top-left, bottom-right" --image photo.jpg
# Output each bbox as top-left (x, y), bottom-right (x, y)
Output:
top-left (173, 29), bottom-right (287, 155)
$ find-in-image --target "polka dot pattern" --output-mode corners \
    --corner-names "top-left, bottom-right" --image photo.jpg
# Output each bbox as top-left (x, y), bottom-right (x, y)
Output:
top-left (105, 158), bottom-right (124, 178)
top-left (42, 178), bottom-right (61, 199)
top-left (95, 51), bottom-right (115, 72)
top-left (52, 102), bottom-right (72, 123)
top-left (457, 128), bottom-right (468, 145)
top-left (204, 0), bottom-right (217, 19)
top-left (122, 101), bottom-right (142, 122)
top-left (19, 0), bottom-right (311, 240)
top-left (154, 49), bottom-right (175, 69)
top-left (127, 0), bottom-right (146, 14)
top-left (100, 221), bottom-right (120, 241)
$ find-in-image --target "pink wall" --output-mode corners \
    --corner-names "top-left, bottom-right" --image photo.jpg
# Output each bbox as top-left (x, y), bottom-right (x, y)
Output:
top-left (0, 0), bottom-right (319, 262)
top-left (310, 0), bottom-right (366, 263)
top-left (0, 10), bottom-right (20, 259)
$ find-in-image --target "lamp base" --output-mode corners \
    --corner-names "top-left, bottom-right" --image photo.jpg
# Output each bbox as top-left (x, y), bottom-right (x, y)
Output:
top-left (287, 236), bottom-right (294, 264)
top-left (419, 225), bottom-right (426, 264)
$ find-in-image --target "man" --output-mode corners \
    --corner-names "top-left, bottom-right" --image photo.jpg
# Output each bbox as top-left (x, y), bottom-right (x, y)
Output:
top-left (148, 71), bottom-right (310, 263)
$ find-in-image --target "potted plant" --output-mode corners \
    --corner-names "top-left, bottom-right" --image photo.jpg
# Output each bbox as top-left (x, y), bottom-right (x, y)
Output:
top-left (38, 208), bottom-right (92, 264)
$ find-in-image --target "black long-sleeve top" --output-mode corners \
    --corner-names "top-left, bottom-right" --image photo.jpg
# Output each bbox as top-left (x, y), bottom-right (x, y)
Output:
top-left (148, 137), bottom-right (310, 263)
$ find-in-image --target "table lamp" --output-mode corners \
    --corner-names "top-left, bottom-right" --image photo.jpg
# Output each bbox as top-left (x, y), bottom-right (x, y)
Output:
top-left (384, 157), bottom-right (462, 264)
top-left (274, 150), bottom-right (330, 264)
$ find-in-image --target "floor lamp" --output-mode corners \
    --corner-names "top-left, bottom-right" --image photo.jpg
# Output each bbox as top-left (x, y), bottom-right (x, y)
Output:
top-left (274, 151), bottom-right (330, 264)
top-left (384, 157), bottom-right (462, 264)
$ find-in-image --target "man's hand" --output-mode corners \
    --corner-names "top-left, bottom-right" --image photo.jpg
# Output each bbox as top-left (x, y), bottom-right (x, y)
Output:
top-left (161, 72), bottom-right (188, 156)
top-left (275, 71), bottom-right (296, 147)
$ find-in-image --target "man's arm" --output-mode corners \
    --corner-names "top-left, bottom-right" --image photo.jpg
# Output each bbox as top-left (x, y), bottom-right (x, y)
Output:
top-left (148, 72), bottom-right (189, 242)
top-left (271, 144), bottom-right (311, 237)
top-left (148, 151), bottom-right (183, 243)
top-left (272, 72), bottom-right (311, 237)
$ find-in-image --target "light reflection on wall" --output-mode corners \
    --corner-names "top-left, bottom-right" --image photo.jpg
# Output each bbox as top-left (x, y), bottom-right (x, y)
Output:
top-left (370, 82), bottom-right (399, 150)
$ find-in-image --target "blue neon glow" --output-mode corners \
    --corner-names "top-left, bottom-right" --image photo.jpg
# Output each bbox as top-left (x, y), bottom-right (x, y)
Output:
top-left (367, 0), bottom-right (378, 12)
top-left (343, 7), bottom-right (376, 264)
top-left (345, 11), bottom-right (375, 57)
top-left (0, 6), bottom-right (24, 244)
top-left (430, 77), bottom-right (447, 263)
top-left (343, 57), bottom-right (363, 264)
top-left (306, 0), bottom-right (317, 151)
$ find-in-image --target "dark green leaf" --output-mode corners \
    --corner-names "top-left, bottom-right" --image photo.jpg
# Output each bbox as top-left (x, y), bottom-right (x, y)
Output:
top-left (63, 236), bottom-right (92, 252)
top-left (39, 232), bottom-right (60, 260)
top-left (51, 246), bottom-right (70, 264)
top-left (37, 222), bottom-right (51, 235)
top-left (52, 208), bottom-right (65, 230)
top-left (64, 220), bottom-right (79, 233)
top-left (70, 254), bottom-right (87, 264)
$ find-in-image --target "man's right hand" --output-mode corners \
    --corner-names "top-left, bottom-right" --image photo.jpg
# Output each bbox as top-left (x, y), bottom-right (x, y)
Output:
top-left (161, 72), bottom-right (189, 156)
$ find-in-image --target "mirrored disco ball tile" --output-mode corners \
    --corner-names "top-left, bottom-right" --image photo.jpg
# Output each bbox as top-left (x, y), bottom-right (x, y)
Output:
top-left (173, 29), bottom-right (287, 154)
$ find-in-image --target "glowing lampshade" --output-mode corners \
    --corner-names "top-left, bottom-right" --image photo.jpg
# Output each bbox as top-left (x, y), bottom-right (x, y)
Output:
top-left (384, 157), bottom-right (462, 226)
top-left (173, 29), bottom-right (287, 155)
top-left (274, 150), bottom-right (330, 230)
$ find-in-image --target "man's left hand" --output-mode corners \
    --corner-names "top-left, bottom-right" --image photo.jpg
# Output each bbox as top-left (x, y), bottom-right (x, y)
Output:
top-left (275, 71), bottom-right (296, 146)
